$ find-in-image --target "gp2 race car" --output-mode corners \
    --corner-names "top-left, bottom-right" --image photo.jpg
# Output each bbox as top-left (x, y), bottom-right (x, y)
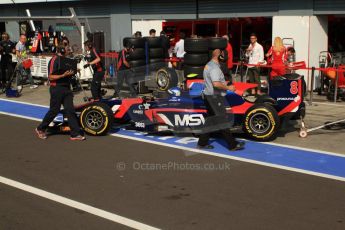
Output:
top-left (53, 74), bottom-right (306, 141)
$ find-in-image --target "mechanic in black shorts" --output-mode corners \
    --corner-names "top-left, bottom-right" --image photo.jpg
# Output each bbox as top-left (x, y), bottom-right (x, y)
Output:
top-left (113, 43), bottom-right (136, 97)
top-left (83, 40), bottom-right (105, 100)
top-left (35, 45), bottom-right (85, 141)
top-left (197, 49), bottom-right (245, 151)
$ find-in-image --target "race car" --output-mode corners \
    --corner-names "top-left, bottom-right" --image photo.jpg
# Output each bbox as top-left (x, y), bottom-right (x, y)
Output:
top-left (52, 73), bottom-right (305, 141)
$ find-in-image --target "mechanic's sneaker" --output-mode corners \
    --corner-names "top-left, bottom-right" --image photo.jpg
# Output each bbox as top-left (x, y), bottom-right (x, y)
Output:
top-left (30, 85), bottom-right (38, 89)
top-left (230, 141), bottom-right (245, 151)
top-left (70, 135), bottom-right (86, 141)
top-left (35, 128), bottom-right (47, 139)
top-left (197, 144), bottom-right (214, 150)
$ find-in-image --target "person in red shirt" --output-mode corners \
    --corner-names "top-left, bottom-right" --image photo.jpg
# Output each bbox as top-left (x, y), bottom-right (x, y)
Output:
top-left (223, 34), bottom-right (233, 79)
top-left (266, 37), bottom-right (287, 79)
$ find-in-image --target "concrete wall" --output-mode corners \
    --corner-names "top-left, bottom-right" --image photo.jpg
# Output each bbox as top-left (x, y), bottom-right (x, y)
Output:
top-left (5, 21), bottom-right (20, 42)
top-left (272, 16), bottom-right (328, 89)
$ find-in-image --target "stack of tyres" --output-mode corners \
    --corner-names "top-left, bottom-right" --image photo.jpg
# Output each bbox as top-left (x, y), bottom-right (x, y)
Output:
top-left (208, 38), bottom-right (229, 77)
top-left (146, 37), bottom-right (167, 70)
top-left (122, 37), bottom-right (146, 68)
top-left (184, 38), bottom-right (209, 79)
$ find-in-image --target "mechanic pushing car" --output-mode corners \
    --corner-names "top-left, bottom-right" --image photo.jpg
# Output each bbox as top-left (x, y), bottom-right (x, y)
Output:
top-left (35, 44), bottom-right (85, 141)
top-left (83, 40), bottom-right (105, 100)
top-left (197, 49), bottom-right (245, 151)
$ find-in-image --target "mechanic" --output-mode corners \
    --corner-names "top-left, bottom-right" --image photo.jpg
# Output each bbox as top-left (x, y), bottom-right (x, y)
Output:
top-left (83, 40), bottom-right (105, 100)
top-left (15, 35), bottom-right (38, 89)
top-left (223, 34), bottom-right (234, 80)
top-left (160, 31), bottom-right (170, 59)
top-left (35, 44), bottom-right (85, 141)
top-left (134, 31), bottom-right (142, 38)
top-left (113, 43), bottom-right (137, 97)
top-left (197, 49), bottom-right (245, 151)
top-left (266, 37), bottom-right (287, 79)
top-left (246, 33), bottom-right (264, 95)
top-left (149, 29), bottom-right (156, 37)
top-left (0, 32), bottom-right (15, 89)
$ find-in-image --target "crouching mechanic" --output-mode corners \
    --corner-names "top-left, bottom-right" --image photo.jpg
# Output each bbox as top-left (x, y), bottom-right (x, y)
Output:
top-left (83, 40), bottom-right (105, 100)
top-left (35, 45), bottom-right (85, 141)
top-left (197, 49), bottom-right (245, 151)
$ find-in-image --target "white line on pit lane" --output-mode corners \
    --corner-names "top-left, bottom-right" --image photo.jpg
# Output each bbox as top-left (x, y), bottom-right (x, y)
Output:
top-left (0, 175), bottom-right (160, 230)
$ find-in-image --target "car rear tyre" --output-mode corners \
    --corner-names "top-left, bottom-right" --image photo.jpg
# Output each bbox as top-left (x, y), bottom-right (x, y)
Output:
top-left (80, 102), bottom-right (114, 136)
top-left (244, 104), bottom-right (280, 141)
top-left (155, 68), bottom-right (178, 91)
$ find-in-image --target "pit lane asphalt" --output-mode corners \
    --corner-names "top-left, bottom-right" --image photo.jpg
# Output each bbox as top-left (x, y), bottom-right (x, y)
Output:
top-left (1, 115), bottom-right (345, 230)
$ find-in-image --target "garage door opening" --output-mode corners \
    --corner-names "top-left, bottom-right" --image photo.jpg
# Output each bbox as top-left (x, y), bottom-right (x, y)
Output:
top-left (328, 15), bottom-right (345, 53)
top-left (162, 17), bottom-right (272, 60)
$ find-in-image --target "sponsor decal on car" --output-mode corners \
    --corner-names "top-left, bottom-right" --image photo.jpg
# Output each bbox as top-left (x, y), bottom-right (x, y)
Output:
top-left (174, 114), bottom-right (205, 127)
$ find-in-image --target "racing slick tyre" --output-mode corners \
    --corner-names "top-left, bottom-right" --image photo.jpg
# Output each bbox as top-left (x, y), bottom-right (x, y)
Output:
top-left (155, 67), bottom-right (178, 91)
top-left (146, 37), bottom-right (162, 48)
top-left (128, 48), bottom-right (145, 60)
top-left (80, 102), bottom-right (114, 136)
top-left (184, 53), bottom-right (209, 66)
top-left (123, 37), bottom-right (145, 48)
top-left (129, 60), bottom-right (146, 68)
top-left (185, 38), bottom-right (209, 53)
top-left (208, 37), bottom-right (227, 50)
top-left (149, 48), bottom-right (164, 58)
top-left (244, 104), bottom-right (280, 141)
top-left (184, 65), bottom-right (205, 79)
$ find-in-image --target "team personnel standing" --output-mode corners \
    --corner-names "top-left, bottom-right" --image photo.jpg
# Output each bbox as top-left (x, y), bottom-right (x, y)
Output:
top-left (16, 35), bottom-right (38, 89)
top-left (246, 33), bottom-right (264, 95)
top-left (0, 32), bottom-right (15, 88)
top-left (197, 49), bottom-right (245, 151)
top-left (266, 37), bottom-right (287, 79)
top-left (83, 40), bottom-right (105, 100)
top-left (174, 32), bottom-right (186, 58)
top-left (35, 45), bottom-right (85, 141)
top-left (223, 34), bottom-right (234, 79)
top-left (113, 44), bottom-right (136, 97)
top-left (149, 29), bottom-right (156, 37)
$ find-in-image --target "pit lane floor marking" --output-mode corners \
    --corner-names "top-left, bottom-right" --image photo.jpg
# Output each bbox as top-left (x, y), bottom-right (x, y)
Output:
top-left (0, 176), bottom-right (160, 230)
top-left (1, 98), bottom-right (345, 182)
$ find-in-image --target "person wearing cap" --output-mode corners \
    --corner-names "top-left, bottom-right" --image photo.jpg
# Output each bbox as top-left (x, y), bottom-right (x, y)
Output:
top-left (35, 44), bottom-right (85, 141)
top-left (197, 49), bottom-right (245, 151)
